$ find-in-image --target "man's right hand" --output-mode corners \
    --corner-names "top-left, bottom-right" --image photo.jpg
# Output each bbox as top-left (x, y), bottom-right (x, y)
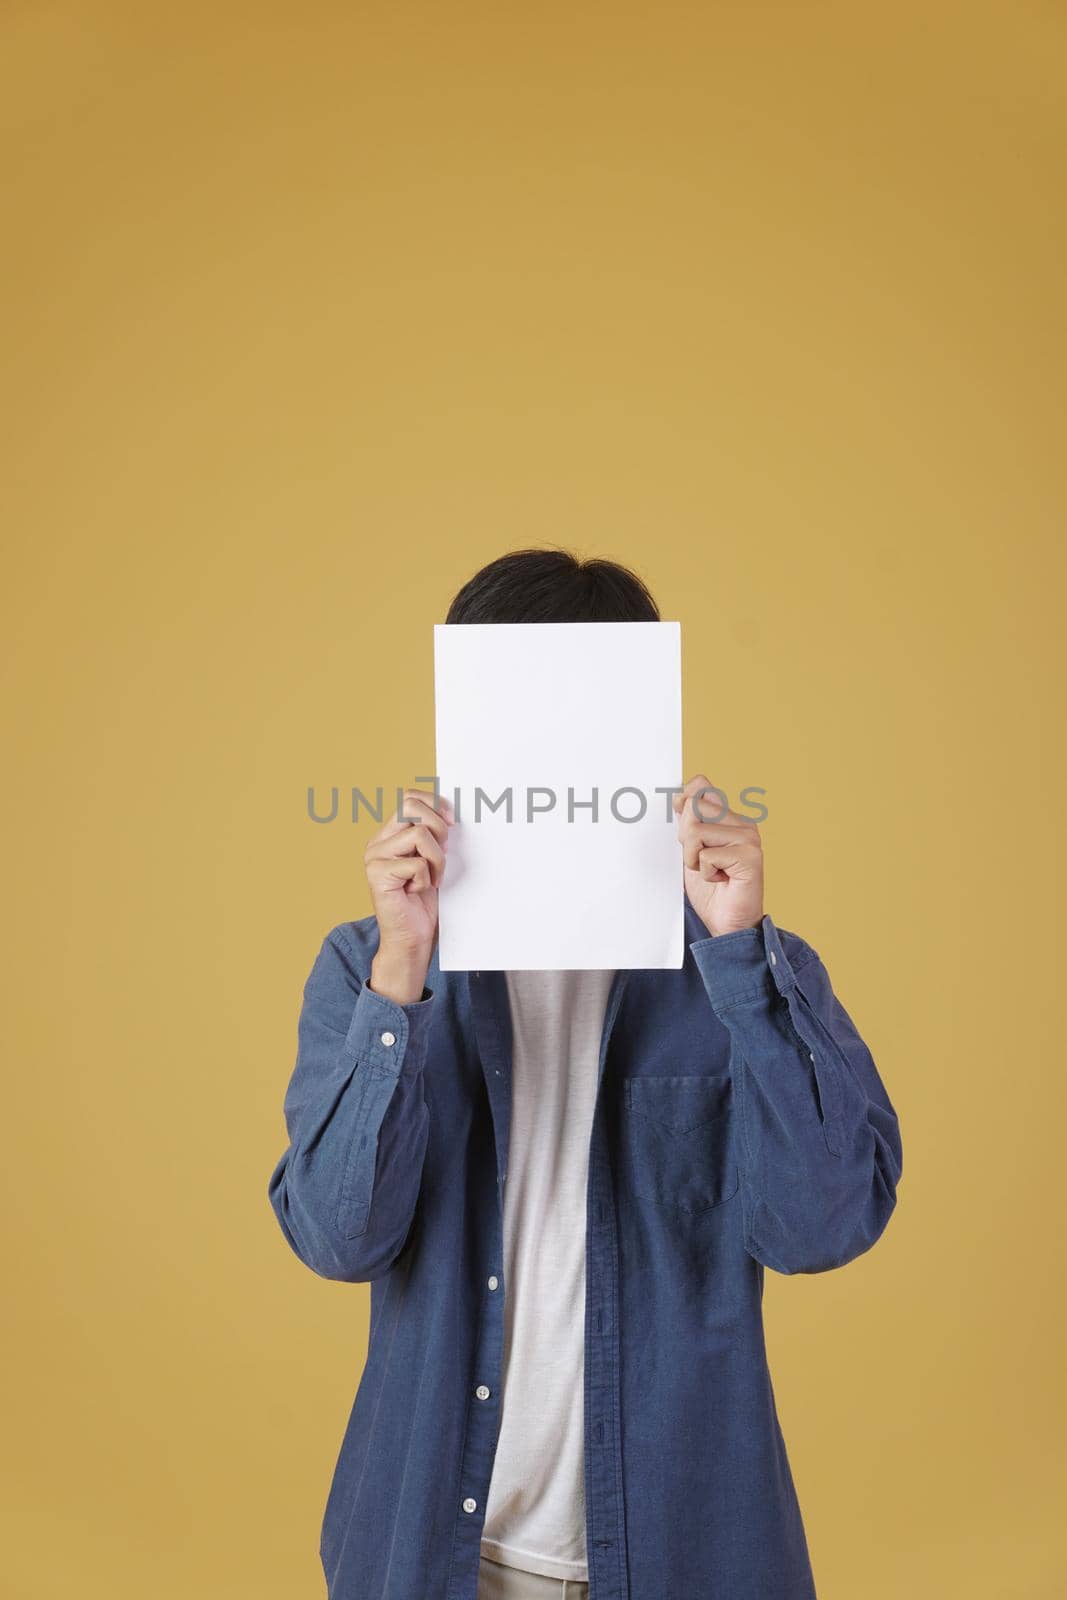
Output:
top-left (365, 788), bottom-right (455, 1004)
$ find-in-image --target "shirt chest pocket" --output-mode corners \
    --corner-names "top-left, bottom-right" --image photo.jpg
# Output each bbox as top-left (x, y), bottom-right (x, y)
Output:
top-left (621, 1073), bottom-right (739, 1214)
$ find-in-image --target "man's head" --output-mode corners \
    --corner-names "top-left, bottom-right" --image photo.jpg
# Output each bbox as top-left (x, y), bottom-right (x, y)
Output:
top-left (445, 546), bottom-right (659, 625)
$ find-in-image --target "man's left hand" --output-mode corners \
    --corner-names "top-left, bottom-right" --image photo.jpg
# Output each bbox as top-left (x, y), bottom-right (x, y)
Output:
top-left (673, 774), bottom-right (764, 937)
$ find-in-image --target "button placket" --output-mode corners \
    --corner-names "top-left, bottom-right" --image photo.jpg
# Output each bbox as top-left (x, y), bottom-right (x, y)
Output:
top-left (446, 970), bottom-right (516, 1598)
top-left (449, 1237), bottom-right (507, 1589)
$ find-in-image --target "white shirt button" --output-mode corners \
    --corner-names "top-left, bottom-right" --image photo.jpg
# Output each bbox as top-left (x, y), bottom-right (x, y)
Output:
top-left (380, 1031), bottom-right (396, 1047)
top-left (475, 1384), bottom-right (491, 1399)
top-left (462, 1497), bottom-right (477, 1513)
top-left (487, 1275), bottom-right (499, 1291)
top-left (769, 951), bottom-right (777, 967)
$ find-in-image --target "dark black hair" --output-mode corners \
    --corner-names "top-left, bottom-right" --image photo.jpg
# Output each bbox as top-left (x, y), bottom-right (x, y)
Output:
top-left (445, 546), bottom-right (660, 624)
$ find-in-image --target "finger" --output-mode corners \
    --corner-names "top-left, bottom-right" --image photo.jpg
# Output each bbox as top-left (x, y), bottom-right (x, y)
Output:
top-left (394, 789), bottom-right (454, 834)
top-left (695, 847), bottom-right (730, 883)
top-left (672, 774), bottom-right (717, 811)
top-left (681, 830), bottom-right (761, 872)
top-left (691, 841), bottom-right (761, 880)
top-left (367, 823), bottom-right (447, 886)
top-left (366, 853), bottom-right (435, 895)
top-left (673, 775), bottom-right (733, 826)
top-left (376, 789), bottom-right (454, 847)
top-left (678, 793), bottom-right (759, 836)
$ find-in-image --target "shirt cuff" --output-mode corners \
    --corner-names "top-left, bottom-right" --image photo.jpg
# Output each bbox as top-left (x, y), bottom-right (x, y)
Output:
top-left (689, 913), bottom-right (798, 1012)
top-left (342, 979), bottom-right (437, 1079)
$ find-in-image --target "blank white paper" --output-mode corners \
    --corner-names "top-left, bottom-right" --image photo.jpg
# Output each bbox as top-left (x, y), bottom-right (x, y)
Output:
top-left (433, 620), bottom-right (684, 970)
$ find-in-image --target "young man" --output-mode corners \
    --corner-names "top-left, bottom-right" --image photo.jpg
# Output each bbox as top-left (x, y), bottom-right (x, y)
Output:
top-left (267, 548), bottom-right (903, 1600)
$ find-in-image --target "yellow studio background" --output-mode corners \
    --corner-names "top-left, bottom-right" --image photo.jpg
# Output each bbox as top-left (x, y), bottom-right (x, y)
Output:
top-left (2, 3), bottom-right (1063, 1596)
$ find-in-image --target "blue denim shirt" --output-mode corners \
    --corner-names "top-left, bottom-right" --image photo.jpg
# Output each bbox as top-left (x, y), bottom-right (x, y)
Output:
top-left (267, 899), bottom-right (903, 1600)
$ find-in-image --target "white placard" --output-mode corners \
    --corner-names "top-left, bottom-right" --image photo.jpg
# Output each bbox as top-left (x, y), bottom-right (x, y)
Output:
top-left (433, 620), bottom-right (684, 970)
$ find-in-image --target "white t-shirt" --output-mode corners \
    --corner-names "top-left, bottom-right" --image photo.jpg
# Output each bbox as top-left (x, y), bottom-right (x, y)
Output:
top-left (480, 967), bottom-right (618, 1583)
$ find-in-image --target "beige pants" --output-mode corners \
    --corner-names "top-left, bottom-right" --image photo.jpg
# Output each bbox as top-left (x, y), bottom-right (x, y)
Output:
top-left (477, 1552), bottom-right (590, 1599)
